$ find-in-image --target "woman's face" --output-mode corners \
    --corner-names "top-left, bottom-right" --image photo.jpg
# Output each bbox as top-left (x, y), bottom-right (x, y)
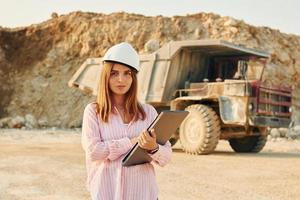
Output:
top-left (109, 63), bottom-right (133, 96)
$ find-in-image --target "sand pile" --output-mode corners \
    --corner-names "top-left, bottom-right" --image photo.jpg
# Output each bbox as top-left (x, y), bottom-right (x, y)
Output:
top-left (0, 11), bottom-right (300, 128)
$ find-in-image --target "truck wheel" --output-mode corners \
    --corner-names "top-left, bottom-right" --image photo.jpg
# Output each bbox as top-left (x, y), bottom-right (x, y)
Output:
top-left (229, 135), bottom-right (267, 153)
top-left (169, 137), bottom-right (179, 146)
top-left (179, 104), bottom-right (221, 154)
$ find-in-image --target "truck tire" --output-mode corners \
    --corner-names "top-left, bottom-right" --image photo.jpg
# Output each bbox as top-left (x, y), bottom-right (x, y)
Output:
top-left (229, 135), bottom-right (267, 153)
top-left (169, 137), bottom-right (179, 146)
top-left (179, 104), bottom-right (221, 154)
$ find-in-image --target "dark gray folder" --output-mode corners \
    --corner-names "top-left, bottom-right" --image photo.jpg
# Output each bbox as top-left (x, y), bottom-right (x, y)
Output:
top-left (122, 110), bottom-right (189, 167)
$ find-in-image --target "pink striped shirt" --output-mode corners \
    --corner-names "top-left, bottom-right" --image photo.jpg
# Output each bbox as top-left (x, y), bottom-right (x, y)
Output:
top-left (81, 102), bottom-right (172, 200)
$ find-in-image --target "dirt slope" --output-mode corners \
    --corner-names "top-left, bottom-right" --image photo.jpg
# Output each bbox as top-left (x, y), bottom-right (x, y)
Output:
top-left (0, 11), bottom-right (300, 128)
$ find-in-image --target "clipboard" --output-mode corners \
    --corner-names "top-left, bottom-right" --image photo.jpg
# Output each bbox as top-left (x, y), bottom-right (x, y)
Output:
top-left (122, 110), bottom-right (189, 167)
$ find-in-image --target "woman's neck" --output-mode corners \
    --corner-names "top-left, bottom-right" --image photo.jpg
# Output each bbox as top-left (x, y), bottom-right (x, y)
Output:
top-left (112, 95), bottom-right (125, 108)
top-left (112, 94), bottom-right (131, 123)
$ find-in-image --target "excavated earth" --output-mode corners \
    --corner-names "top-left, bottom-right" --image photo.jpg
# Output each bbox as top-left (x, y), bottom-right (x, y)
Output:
top-left (0, 11), bottom-right (300, 128)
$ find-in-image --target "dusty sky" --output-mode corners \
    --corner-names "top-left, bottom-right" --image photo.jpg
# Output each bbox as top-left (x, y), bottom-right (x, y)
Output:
top-left (0, 0), bottom-right (299, 35)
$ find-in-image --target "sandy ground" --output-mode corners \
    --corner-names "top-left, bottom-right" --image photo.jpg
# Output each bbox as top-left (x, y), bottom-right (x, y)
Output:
top-left (0, 129), bottom-right (300, 200)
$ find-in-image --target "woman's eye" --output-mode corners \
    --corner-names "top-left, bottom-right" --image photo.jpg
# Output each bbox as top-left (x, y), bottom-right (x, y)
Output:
top-left (110, 72), bottom-right (118, 76)
top-left (125, 71), bottom-right (132, 76)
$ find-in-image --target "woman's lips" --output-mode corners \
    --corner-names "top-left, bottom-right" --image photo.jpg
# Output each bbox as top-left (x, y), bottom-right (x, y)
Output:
top-left (117, 86), bottom-right (126, 89)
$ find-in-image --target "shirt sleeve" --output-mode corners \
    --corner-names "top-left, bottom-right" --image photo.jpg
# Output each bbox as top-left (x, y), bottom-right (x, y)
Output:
top-left (147, 104), bottom-right (172, 167)
top-left (81, 103), bottom-right (133, 162)
top-left (150, 141), bottom-right (172, 167)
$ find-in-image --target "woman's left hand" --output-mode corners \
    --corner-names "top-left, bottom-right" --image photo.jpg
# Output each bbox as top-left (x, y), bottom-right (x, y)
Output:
top-left (138, 129), bottom-right (158, 151)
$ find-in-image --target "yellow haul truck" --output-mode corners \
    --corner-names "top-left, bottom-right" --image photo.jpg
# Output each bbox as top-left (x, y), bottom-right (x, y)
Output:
top-left (69, 39), bottom-right (292, 154)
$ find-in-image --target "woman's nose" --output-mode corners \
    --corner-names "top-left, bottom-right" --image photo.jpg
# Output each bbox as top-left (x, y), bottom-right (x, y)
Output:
top-left (117, 74), bottom-right (124, 82)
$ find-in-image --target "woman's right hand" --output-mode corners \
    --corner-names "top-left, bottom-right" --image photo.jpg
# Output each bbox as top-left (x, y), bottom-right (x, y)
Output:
top-left (137, 129), bottom-right (158, 151)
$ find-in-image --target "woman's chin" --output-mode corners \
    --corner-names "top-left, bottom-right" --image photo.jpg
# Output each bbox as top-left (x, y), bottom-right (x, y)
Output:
top-left (112, 90), bottom-right (129, 96)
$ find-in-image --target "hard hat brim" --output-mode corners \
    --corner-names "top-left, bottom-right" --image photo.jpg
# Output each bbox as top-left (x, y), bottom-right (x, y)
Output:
top-left (104, 60), bottom-right (138, 73)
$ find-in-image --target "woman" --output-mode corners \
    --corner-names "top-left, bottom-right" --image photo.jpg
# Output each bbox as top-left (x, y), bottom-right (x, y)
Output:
top-left (81, 42), bottom-right (172, 200)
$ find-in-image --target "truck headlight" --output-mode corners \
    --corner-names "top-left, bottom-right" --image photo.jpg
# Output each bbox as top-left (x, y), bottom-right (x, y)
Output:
top-left (248, 103), bottom-right (254, 111)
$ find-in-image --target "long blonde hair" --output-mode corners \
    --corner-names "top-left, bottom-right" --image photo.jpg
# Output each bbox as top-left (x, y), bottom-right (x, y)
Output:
top-left (95, 62), bottom-right (146, 122)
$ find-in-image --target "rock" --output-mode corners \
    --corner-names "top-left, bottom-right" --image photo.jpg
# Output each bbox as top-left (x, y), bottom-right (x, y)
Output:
top-left (41, 82), bottom-right (49, 88)
top-left (25, 114), bottom-right (38, 129)
top-left (0, 47), bottom-right (5, 61)
top-left (24, 123), bottom-right (32, 129)
top-left (271, 137), bottom-right (277, 142)
top-left (294, 60), bottom-right (300, 74)
top-left (211, 28), bottom-right (219, 35)
top-left (287, 125), bottom-right (300, 139)
top-left (223, 17), bottom-right (238, 26)
top-left (267, 134), bottom-right (272, 141)
top-left (278, 128), bottom-right (289, 137)
top-left (269, 128), bottom-right (280, 138)
top-left (287, 130), bottom-right (299, 139)
top-left (294, 125), bottom-right (300, 132)
top-left (229, 27), bottom-right (238, 34)
top-left (38, 117), bottom-right (48, 127)
top-left (51, 12), bottom-right (58, 19)
top-left (194, 28), bottom-right (201, 38)
top-left (144, 39), bottom-right (160, 53)
top-left (0, 117), bottom-right (12, 128)
top-left (30, 75), bottom-right (49, 93)
top-left (68, 119), bottom-right (82, 128)
top-left (277, 51), bottom-right (290, 64)
top-left (10, 116), bottom-right (25, 128)
top-left (276, 137), bottom-right (284, 142)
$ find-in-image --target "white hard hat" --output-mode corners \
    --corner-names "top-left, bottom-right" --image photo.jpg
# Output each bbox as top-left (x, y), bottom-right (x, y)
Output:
top-left (103, 42), bottom-right (140, 72)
